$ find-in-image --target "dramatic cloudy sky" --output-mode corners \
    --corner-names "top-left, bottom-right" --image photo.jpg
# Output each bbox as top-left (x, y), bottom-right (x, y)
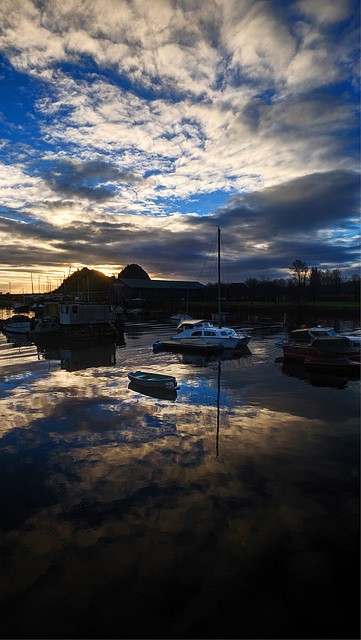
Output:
top-left (0, 0), bottom-right (359, 292)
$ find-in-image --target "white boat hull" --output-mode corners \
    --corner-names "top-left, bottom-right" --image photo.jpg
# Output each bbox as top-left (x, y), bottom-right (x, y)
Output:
top-left (172, 335), bottom-right (249, 349)
top-left (3, 314), bottom-right (32, 334)
top-left (5, 324), bottom-right (30, 334)
top-left (171, 320), bottom-right (251, 349)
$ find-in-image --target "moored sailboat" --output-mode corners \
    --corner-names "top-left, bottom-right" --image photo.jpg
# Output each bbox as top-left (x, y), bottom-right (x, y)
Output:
top-left (171, 319), bottom-right (250, 349)
top-left (170, 228), bottom-right (251, 350)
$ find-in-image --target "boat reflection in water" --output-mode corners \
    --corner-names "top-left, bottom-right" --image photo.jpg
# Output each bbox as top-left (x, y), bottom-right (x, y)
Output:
top-left (177, 344), bottom-right (252, 367)
top-left (128, 380), bottom-right (178, 401)
top-left (37, 341), bottom-right (117, 372)
top-left (5, 332), bottom-right (32, 347)
top-left (279, 358), bottom-right (356, 389)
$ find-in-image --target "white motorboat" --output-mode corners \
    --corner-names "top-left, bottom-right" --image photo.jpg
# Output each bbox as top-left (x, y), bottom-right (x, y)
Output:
top-left (171, 319), bottom-right (250, 349)
top-left (3, 314), bottom-right (31, 334)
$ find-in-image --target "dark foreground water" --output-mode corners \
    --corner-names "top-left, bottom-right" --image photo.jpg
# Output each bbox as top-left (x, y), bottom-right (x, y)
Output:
top-left (0, 318), bottom-right (359, 639)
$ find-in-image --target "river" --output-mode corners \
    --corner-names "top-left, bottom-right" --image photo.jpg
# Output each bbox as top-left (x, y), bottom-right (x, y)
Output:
top-left (0, 316), bottom-right (359, 639)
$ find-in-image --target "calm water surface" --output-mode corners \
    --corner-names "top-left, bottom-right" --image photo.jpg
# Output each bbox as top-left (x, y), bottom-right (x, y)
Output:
top-left (0, 318), bottom-right (359, 639)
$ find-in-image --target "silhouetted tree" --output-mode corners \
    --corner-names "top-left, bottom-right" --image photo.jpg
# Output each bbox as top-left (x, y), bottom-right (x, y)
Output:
top-left (272, 278), bottom-right (287, 303)
top-left (309, 267), bottom-right (322, 302)
top-left (321, 268), bottom-right (343, 299)
top-left (321, 269), bottom-right (331, 299)
top-left (245, 278), bottom-right (259, 301)
top-left (290, 260), bottom-right (308, 286)
top-left (258, 277), bottom-right (273, 301)
top-left (350, 274), bottom-right (360, 301)
top-left (331, 269), bottom-right (342, 298)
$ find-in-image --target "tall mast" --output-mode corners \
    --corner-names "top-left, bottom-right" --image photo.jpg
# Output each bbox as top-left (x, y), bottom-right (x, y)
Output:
top-left (217, 226), bottom-right (221, 327)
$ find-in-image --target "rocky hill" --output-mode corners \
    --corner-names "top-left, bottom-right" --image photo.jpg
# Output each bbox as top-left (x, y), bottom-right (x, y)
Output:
top-left (56, 265), bottom-right (150, 294)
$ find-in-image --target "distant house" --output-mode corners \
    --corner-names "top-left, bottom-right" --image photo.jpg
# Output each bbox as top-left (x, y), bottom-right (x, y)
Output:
top-left (207, 282), bottom-right (249, 301)
top-left (112, 278), bottom-right (206, 304)
top-left (227, 282), bottom-right (249, 300)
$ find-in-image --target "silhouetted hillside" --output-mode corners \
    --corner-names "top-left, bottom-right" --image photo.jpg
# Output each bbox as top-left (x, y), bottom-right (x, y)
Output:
top-left (119, 264), bottom-right (150, 279)
top-left (55, 264), bottom-right (151, 294)
top-left (56, 267), bottom-right (112, 293)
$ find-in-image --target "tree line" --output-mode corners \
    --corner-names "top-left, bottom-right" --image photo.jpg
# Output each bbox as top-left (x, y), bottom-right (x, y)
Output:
top-left (243, 261), bottom-right (360, 303)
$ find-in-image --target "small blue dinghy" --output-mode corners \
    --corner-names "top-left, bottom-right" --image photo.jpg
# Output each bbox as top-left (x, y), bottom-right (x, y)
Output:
top-left (128, 370), bottom-right (178, 390)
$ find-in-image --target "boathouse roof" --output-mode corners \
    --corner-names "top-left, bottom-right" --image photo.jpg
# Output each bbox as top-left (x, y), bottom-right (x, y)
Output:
top-left (115, 279), bottom-right (205, 289)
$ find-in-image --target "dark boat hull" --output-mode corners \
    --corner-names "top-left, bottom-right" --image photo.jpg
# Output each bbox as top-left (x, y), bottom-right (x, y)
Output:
top-left (128, 371), bottom-right (178, 390)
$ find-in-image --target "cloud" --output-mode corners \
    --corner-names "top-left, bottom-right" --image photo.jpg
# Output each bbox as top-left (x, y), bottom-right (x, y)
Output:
top-left (42, 158), bottom-right (144, 201)
top-left (296, 0), bottom-right (354, 25)
top-left (0, 170), bottom-right (358, 284)
top-left (0, 0), bottom-right (359, 290)
top-left (216, 169), bottom-right (359, 230)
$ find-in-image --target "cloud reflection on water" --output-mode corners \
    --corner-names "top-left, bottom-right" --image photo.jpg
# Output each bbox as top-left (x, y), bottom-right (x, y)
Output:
top-left (0, 330), bottom-right (359, 638)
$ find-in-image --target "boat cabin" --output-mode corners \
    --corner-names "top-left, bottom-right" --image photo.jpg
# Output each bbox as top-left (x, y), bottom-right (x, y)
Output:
top-left (289, 328), bottom-right (337, 342)
top-left (175, 319), bottom-right (235, 338)
top-left (310, 336), bottom-right (355, 354)
top-left (59, 302), bottom-right (117, 326)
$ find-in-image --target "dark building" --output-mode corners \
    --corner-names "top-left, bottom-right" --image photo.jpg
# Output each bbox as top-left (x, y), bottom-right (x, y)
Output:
top-left (226, 282), bottom-right (249, 300)
top-left (207, 282), bottom-right (249, 301)
top-left (112, 278), bottom-right (206, 304)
